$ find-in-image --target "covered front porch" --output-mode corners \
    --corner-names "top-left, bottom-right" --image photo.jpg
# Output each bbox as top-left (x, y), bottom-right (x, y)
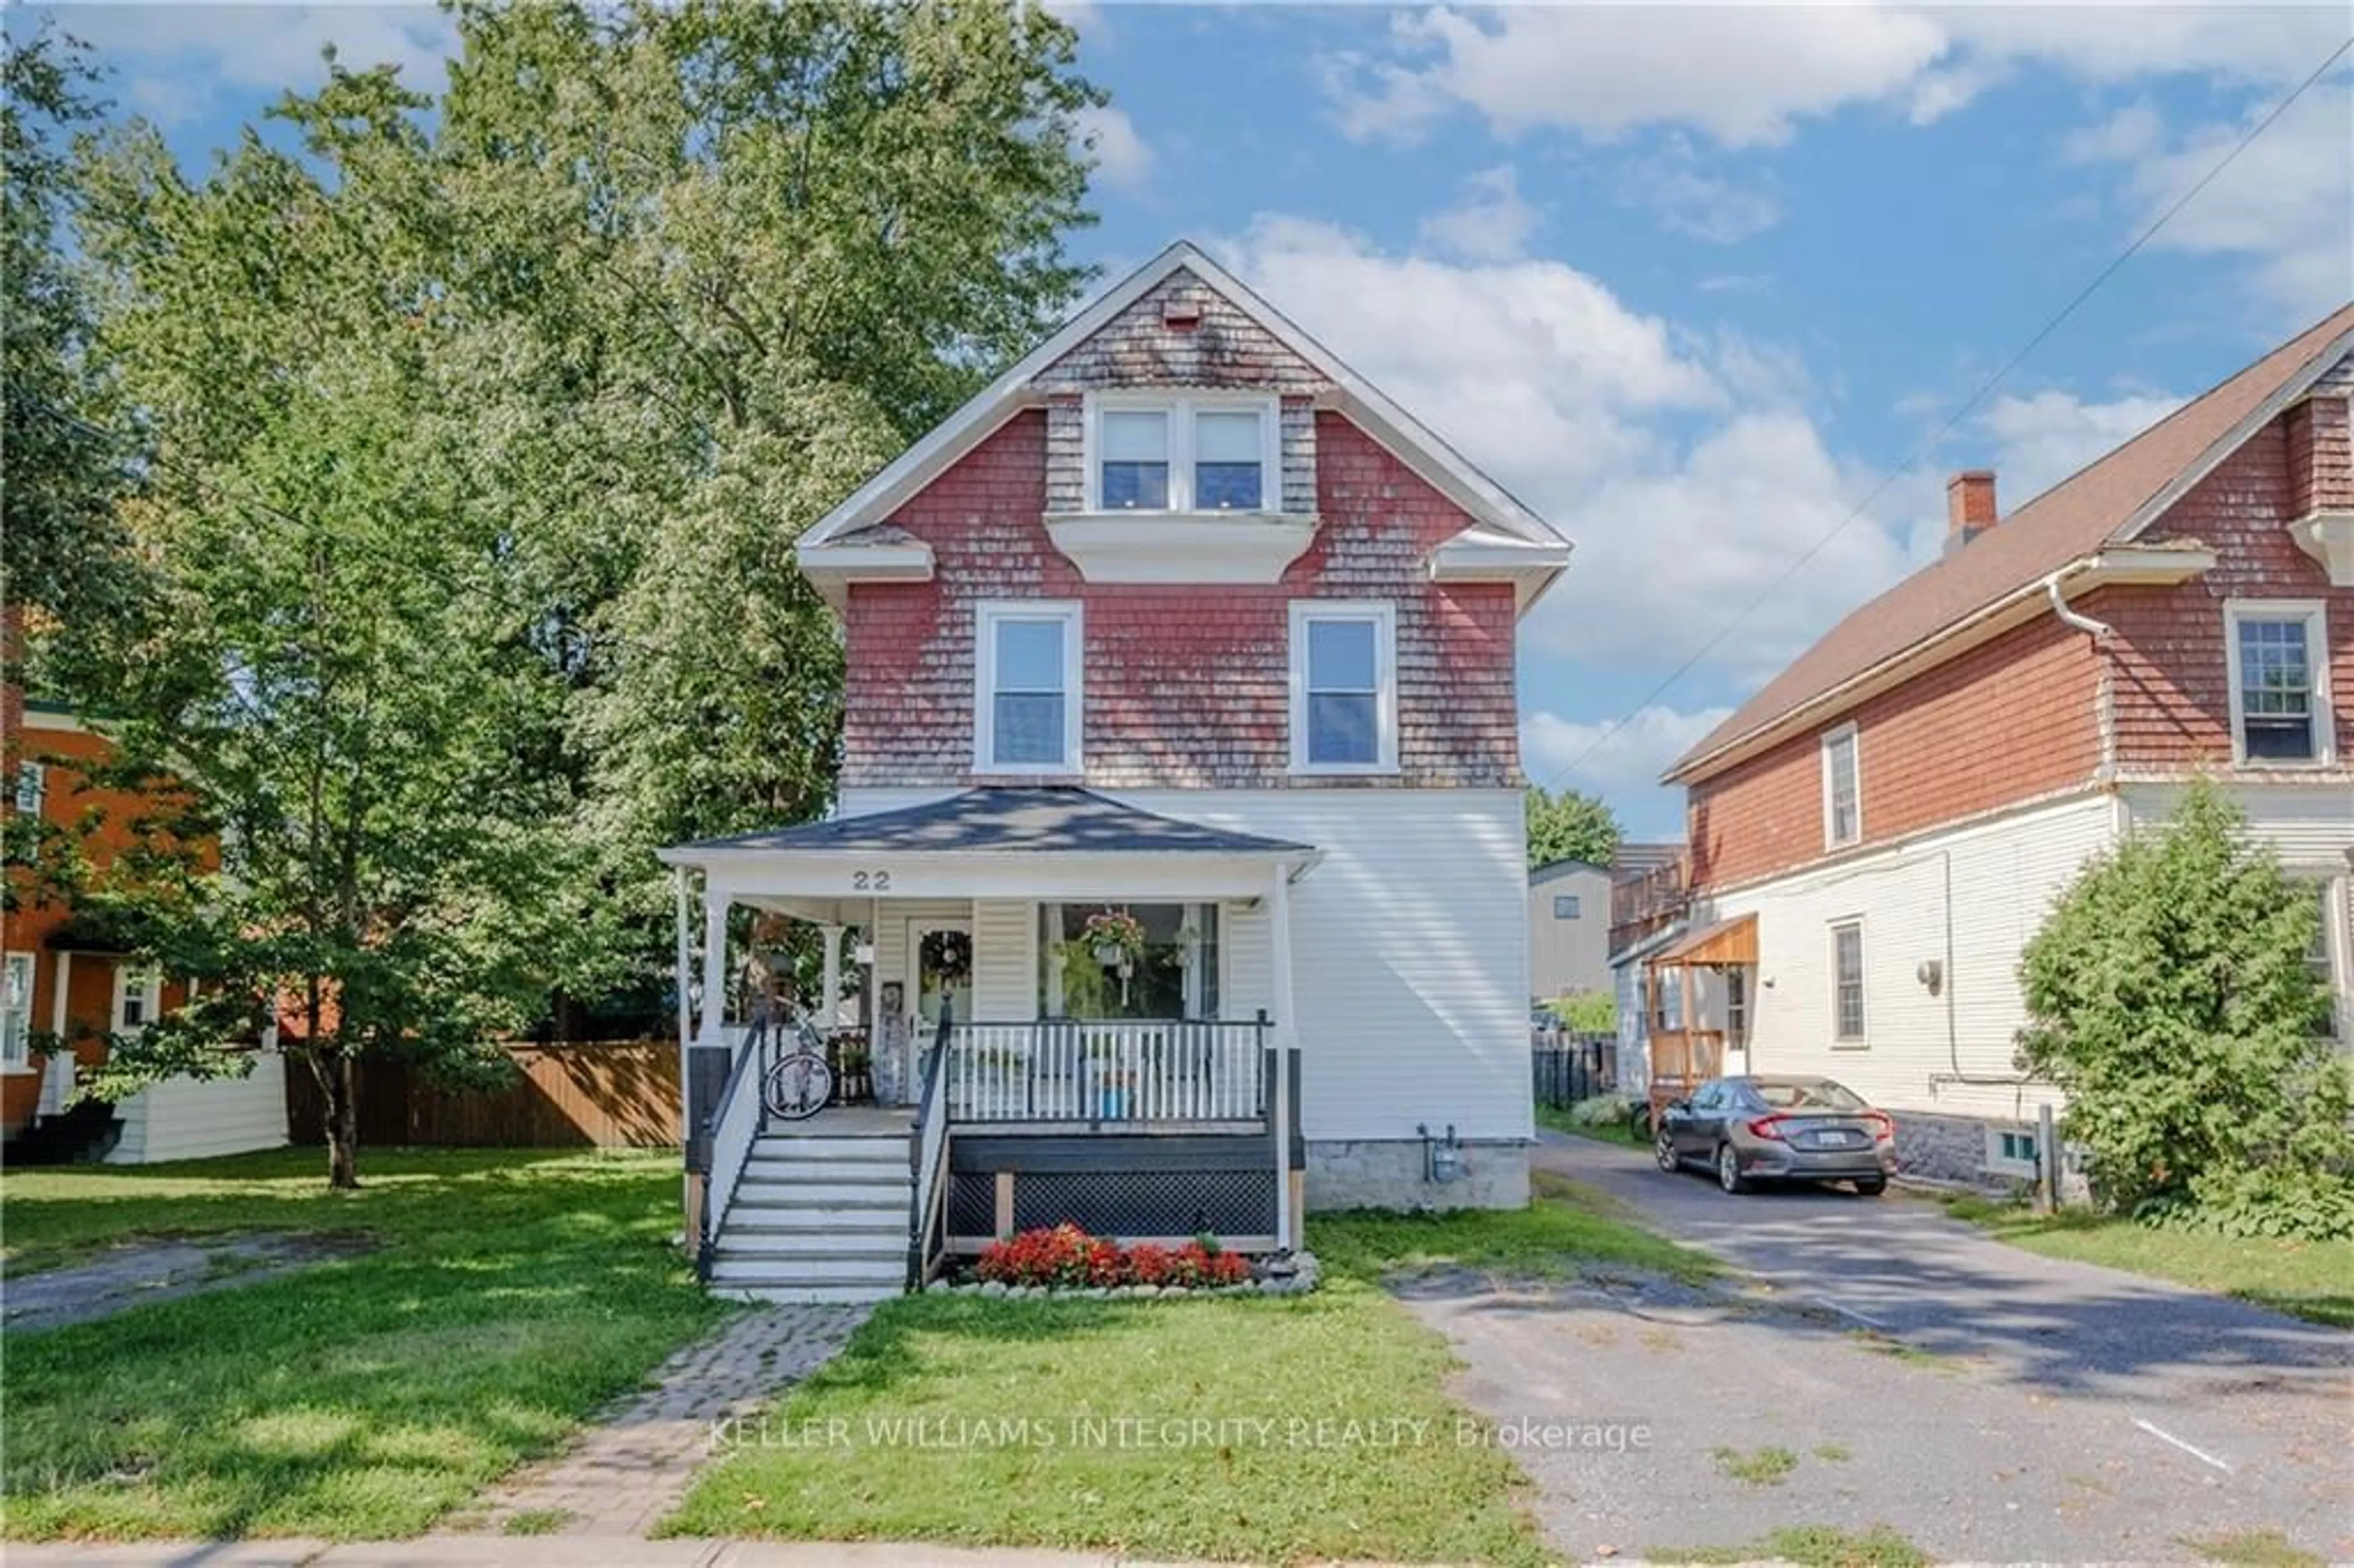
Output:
top-left (1642, 913), bottom-right (1757, 1120)
top-left (658, 787), bottom-right (1317, 1292)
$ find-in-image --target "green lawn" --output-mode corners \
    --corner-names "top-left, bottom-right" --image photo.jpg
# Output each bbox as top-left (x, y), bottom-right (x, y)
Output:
top-left (668, 1172), bottom-right (1715, 1564)
top-left (1945, 1195), bottom-right (2354, 1330)
top-left (2, 1147), bottom-right (723, 1540)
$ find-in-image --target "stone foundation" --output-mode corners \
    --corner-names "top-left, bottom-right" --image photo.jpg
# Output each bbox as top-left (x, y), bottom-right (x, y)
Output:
top-left (1304, 1138), bottom-right (1531, 1211)
top-left (1893, 1108), bottom-right (2086, 1200)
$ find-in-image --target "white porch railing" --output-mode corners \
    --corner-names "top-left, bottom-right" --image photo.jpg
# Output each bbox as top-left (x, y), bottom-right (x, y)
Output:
top-left (700, 1018), bottom-right (769, 1275)
top-left (944, 1018), bottom-right (1270, 1124)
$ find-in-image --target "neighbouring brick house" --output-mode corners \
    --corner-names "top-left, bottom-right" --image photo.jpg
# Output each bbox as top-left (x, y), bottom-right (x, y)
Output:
top-left (2, 630), bottom-right (289, 1162)
top-left (661, 242), bottom-right (1571, 1301)
top-left (1638, 304), bottom-right (2354, 1188)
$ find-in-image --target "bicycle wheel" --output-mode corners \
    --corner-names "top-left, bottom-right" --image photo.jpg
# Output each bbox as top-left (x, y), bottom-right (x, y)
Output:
top-left (764, 1052), bottom-right (834, 1121)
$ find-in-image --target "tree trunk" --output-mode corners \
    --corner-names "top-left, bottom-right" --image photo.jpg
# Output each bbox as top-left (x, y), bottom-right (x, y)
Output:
top-left (325, 1051), bottom-right (360, 1190)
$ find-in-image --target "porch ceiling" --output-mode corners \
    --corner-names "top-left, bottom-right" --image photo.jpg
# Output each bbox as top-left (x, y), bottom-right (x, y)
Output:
top-left (1656, 913), bottom-right (1758, 968)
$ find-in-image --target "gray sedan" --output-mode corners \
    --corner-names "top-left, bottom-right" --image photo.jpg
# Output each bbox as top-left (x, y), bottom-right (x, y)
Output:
top-left (1655, 1075), bottom-right (1897, 1195)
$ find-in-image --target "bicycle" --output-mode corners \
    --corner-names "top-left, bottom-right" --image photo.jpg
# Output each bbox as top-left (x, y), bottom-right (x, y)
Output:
top-left (760, 1006), bottom-right (836, 1121)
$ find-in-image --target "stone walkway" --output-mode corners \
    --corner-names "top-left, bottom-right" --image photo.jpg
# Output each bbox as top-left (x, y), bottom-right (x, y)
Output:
top-left (459, 1303), bottom-right (875, 1539)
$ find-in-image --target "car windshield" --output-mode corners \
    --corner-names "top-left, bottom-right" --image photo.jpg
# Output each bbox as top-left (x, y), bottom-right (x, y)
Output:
top-left (1752, 1079), bottom-right (1866, 1112)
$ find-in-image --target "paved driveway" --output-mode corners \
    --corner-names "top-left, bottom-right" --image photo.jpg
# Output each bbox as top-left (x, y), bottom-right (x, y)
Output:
top-left (1382, 1133), bottom-right (2352, 1564)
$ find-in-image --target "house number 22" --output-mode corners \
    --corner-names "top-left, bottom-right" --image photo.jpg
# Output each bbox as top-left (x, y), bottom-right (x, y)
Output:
top-left (850, 870), bottom-right (892, 891)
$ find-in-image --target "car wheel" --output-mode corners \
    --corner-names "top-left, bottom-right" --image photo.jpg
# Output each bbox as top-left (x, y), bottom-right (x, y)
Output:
top-left (1854, 1178), bottom-right (1887, 1197)
top-left (1716, 1143), bottom-right (1748, 1194)
top-left (1654, 1129), bottom-right (1680, 1173)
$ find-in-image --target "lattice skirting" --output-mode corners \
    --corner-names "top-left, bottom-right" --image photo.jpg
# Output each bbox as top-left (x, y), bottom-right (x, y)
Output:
top-left (944, 1166), bottom-right (1281, 1252)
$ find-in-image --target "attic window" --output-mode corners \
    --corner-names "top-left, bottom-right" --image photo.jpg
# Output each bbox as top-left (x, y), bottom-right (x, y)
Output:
top-left (1088, 394), bottom-right (1276, 513)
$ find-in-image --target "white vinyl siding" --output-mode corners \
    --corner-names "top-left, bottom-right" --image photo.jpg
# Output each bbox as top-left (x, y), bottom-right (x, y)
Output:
top-left (970, 899), bottom-right (1037, 1022)
top-left (105, 1052), bottom-right (291, 1164)
top-left (1708, 791), bottom-right (2116, 1124)
top-left (834, 786), bottom-right (1532, 1142)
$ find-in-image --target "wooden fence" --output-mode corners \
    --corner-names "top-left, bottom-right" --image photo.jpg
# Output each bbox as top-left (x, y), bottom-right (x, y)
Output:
top-left (1531, 1030), bottom-right (1618, 1109)
top-left (286, 1040), bottom-right (681, 1149)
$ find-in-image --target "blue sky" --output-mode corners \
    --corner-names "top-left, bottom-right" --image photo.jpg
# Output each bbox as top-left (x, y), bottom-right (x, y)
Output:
top-left (22, 2), bottom-right (2354, 838)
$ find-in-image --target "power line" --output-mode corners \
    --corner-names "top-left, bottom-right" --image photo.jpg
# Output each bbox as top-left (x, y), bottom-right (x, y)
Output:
top-left (1536, 32), bottom-right (2354, 800)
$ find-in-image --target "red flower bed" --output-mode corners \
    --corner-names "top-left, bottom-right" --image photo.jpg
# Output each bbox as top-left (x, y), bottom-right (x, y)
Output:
top-left (976, 1225), bottom-right (1252, 1290)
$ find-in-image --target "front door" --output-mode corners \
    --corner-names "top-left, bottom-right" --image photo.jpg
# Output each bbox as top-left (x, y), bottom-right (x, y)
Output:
top-left (898, 919), bottom-right (972, 1102)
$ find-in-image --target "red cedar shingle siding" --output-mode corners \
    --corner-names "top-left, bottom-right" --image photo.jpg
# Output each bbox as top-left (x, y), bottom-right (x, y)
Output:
top-left (2097, 415), bottom-right (2354, 767)
top-left (840, 411), bottom-right (1520, 790)
top-left (1686, 612), bottom-right (2102, 889)
top-left (1686, 360), bottom-right (2354, 892)
top-left (1677, 306), bottom-right (2354, 775)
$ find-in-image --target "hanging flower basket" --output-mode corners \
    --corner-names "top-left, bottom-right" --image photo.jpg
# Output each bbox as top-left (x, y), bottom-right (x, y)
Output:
top-left (1080, 908), bottom-right (1146, 967)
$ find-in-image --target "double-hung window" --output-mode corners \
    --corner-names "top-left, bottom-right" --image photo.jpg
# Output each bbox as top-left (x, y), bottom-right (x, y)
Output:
top-left (1821, 723), bottom-right (1861, 848)
top-left (975, 602), bottom-right (1083, 774)
top-left (1830, 919), bottom-right (1867, 1045)
top-left (1290, 601), bottom-right (1396, 773)
top-left (2226, 602), bottom-right (2331, 764)
top-left (2296, 875), bottom-right (2346, 1041)
top-left (12, 762), bottom-right (44, 816)
top-left (114, 964), bottom-right (162, 1035)
top-left (1, 953), bottom-right (31, 1070)
top-left (1090, 395), bottom-right (1274, 512)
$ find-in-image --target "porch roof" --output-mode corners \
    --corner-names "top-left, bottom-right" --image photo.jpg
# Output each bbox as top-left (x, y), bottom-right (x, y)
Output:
top-left (666, 787), bottom-right (1312, 859)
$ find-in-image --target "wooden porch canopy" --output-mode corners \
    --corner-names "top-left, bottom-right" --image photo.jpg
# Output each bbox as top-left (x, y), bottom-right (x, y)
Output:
top-left (1654, 913), bottom-right (1756, 969)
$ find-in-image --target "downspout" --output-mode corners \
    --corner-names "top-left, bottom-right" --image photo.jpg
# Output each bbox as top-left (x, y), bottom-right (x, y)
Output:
top-left (2044, 571), bottom-right (2118, 783)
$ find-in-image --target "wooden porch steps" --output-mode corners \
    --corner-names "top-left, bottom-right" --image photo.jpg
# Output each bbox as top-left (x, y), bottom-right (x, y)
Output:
top-left (712, 1130), bottom-right (911, 1306)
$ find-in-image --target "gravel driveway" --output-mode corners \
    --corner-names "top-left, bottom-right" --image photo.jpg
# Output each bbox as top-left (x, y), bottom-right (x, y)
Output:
top-left (1383, 1133), bottom-right (2352, 1564)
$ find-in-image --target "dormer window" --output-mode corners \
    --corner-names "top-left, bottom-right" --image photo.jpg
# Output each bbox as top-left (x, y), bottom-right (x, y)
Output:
top-left (1089, 394), bottom-right (1276, 513)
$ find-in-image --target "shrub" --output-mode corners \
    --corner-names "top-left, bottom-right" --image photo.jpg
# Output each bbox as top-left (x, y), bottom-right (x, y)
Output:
top-left (1542, 991), bottom-right (1617, 1033)
top-left (1566, 1094), bottom-right (1644, 1130)
top-left (2016, 781), bottom-right (2354, 1238)
top-left (975, 1225), bottom-right (1252, 1288)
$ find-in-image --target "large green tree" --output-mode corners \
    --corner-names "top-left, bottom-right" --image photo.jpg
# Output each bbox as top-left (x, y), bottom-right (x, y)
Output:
top-left (1525, 785), bottom-right (1621, 870)
top-left (2016, 782), bottom-right (2352, 1236)
top-left (47, 0), bottom-right (1103, 1182)
top-left (1, 26), bottom-right (138, 666)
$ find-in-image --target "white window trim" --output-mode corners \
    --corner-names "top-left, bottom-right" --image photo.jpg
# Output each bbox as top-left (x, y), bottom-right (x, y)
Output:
top-left (2292, 867), bottom-right (2351, 1046)
top-left (1288, 599), bottom-right (1400, 776)
top-left (1081, 390), bottom-right (1281, 515)
top-left (1984, 1127), bottom-right (2040, 1179)
top-left (13, 761), bottom-right (46, 816)
top-left (111, 962), bottom-right (163, 1036)
top-left (2223, 599), bottom-right (2334, 766)
top-left (1, 951), bottom-right (33, 1073)
top-left (973, 599), bottom-right (1084, 777)
top-left (1829, 917), bottom-right (1867, 1048)
top-left (1820, 723), bottom-right (1861, 850)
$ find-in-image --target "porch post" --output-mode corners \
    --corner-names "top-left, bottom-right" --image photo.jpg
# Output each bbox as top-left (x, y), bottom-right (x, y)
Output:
top-left (820, 923), bottom-right (843, 1030)
top-left (1269, 866), bottom-right (1297, 1251)
top-left (674, 870), bottom-right (695, 1140)
top-left (701, 881), bottom-right (729, 1048)
top-left (44, 951), bottom-right (73, 1114)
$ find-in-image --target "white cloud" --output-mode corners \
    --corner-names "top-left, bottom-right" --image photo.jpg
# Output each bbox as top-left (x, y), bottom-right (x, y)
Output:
top-left (50, 4), bottom-right (458, 100)
top-left (1221, 219), bottom-right (1916, 685)
top-left (1977, 387), bottom-right (2187, 506)
top-left (1324, 5), bottom-right (1948, 148)
top-left (1321, 4), bottom-right (2349, 150)
top-left (2082, 81), bottom-right (2354, 323)
top-left (1417, 164), bottom-right (1539, 262)
top-left (1522, 703), bottom-right (1732, 811)
top-left (1615, 139), bottom-right (1783, 245)
top-left (1221, 215), bottom-right (1722, 489)
top-left (1072, 104), bottom-right (1152, 193)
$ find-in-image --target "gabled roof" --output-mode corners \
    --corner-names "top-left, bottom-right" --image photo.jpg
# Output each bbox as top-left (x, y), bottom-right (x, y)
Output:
top-left (663, 786), bottom-right (1313, 860)
top-left (1669, 303), bottom-right (2354, 782)
top-left (796, 240), bottom-right (1569, 601)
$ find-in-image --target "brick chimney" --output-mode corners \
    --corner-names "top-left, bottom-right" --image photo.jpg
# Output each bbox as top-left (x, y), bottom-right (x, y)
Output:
top-left (1945, 470), bottom-right (1997, 554)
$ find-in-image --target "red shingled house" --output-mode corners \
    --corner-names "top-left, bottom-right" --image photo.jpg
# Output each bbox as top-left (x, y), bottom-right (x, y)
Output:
top-left (1642, 305), bottom-right (2353, 1186)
